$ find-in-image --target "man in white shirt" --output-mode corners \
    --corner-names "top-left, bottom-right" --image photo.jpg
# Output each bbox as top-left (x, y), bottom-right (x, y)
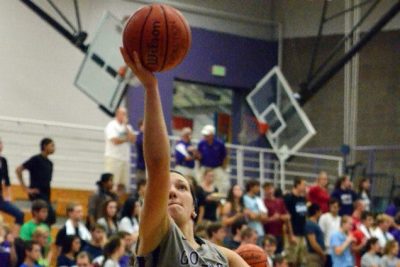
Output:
top-left (319, 198), bottom-right (341, 265)
top-left (104, 107), bottom-right (136, 189)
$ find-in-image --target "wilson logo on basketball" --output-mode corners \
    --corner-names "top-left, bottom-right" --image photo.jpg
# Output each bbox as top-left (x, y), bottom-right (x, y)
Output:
top-left (146, 20), bottom-right (161, 66)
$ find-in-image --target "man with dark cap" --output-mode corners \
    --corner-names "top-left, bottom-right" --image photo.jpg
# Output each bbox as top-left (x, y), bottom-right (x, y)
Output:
top-left (87, 173), bottom-right (117, 228)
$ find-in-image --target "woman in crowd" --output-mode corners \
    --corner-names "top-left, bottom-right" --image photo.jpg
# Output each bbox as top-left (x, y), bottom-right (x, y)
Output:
top-left (119, 197), bottom-right (140, 242)
top-left (88, 173), bottom-right (117, 228)
top-left (120, 48), bottom-right (248, 266)
top-left (97, 199), bottom-right (119, 237)
top-left (57, 235), bottom-right (81, 267)
top-left (360, 237), bottom-right (381, 267)
top-left (358, 178), bottom-right (372, 211)
top-left (198, 169), bottom-right (221, 223)
top-left (381, 240), bottom-right (400, 267)
top-left (221, 184), bottom-right (247, 227)
top-left (93, 236), bottom-right (125, 267)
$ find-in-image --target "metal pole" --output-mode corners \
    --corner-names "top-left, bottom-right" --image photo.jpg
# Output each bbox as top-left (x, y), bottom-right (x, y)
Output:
top-left (237, 148), bottom-right (244, 188)
top-left (280, 158), bottom-right (286, 191)
top-left (259, 152), bottom-right (265, 198)
top-left (299, 0), bottom-right (400, 105)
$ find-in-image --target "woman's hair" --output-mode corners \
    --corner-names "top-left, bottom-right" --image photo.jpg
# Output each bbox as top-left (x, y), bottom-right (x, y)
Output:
top-left (226, 184), bottom-right (244, 213)
top-left (365, 237), bottom-right (379, 251)
top-left (334, 176), bottom-right (348, 190)
top-left (101, 236), bottom-right (122, 267)
top-left (203, 168), bottom-right (214, 178)
top-left (102, 199), bottom-right (118, 219)
top-left (170, 170), bottom-right (198, 216)
top-left (101, 199), bottom-right (118, 234)
top-left (96, 173), bottom-right (113, 188)
top-left (358, 178), bottom-right (370, 196)
top-left (120, 197), bottom-right (139, 227)
top-left (384, 240), bottom-right (398, 255)
top-left (61, 235), bottom-right (80, 254)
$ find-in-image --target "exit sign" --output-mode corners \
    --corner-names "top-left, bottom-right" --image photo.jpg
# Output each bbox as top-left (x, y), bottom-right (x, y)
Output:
top-left (212, 65), bottom-right (226, 77)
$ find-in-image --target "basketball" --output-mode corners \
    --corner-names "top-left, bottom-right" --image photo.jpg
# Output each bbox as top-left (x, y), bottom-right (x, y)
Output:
top-left (236, 244), bottom-right (268, 267)
top-left (122, 4), bottom-right (191, 72)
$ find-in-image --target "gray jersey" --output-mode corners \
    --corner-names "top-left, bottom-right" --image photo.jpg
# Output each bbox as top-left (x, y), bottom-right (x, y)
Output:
top-left (134, 222), bottom-right (229, 266)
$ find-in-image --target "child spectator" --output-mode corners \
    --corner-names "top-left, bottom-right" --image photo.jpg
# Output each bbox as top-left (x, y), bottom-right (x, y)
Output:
top-left (207, 222), bottom-right (226, 246)
top-left (381, 240), bottom-right (400, 267)
top-left (330, 215), bottom-right (355, 267)
top-left (274, 255), bottom-right (289, 267)
top-left (93, 236), bottom-right (125, 267)
top-left (0, 224), bottom-right (16, 267)
top-left (20, 240), bottom-right (41, 267)
top-left (360, 237), bottom-right (381, 267)
top-left (116, 231), bottom-right (134, 267)
top-left (57, 235), bottom-right (81, 267)
top-left (223, 219), bottom-right (247, 250)
top-left (263, 235), bottom-right (277, 267)
top-left (82, 224), bottom-right (106, 260)
top-left (20, 200), bottom-right (50, 242)
top-left (76, 251), bottom-right (92, 267)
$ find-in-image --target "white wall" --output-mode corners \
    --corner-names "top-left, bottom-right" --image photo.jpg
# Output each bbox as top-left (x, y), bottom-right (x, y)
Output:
top-left (0, 0), bottom-right (276, 128)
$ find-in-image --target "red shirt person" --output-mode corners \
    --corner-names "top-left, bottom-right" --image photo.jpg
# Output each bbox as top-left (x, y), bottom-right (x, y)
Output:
top-left (308, 171), bottom-right (330, 213)
top-left (262, 181), bottom-right (289, 253)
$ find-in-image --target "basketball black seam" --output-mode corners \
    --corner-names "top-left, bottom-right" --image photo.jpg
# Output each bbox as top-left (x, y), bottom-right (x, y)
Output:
top-left (160, 5), bottom-right (168, 71)
top-left (174, 10), bottom-right (190, 61)
top-left (140, 5), bottom-right (153, 65)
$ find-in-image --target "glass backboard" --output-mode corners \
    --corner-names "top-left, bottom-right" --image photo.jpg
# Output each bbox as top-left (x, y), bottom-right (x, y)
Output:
top-left (75, 12), bottom-right (132, 116)
top-left (246, 67), bottom-right (316, 161)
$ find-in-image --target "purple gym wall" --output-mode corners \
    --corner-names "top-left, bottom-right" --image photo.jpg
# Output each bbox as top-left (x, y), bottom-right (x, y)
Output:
top-left (127, 27), bottom-right (278, 143)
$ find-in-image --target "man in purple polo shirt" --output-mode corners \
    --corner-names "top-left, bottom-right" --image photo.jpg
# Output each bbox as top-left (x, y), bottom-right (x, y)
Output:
top-left (197, 125), bottom-right (228, 194)
top-left (174, 127), bottom-right (197, 177)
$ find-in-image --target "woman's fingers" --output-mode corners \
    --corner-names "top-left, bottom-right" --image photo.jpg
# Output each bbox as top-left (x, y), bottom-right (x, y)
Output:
top-left (120, 47), bottom-right (137, 72)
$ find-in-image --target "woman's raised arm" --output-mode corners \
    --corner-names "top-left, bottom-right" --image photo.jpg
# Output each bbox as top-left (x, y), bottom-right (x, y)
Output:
top-left (120, 49), bottom-right (171, 255)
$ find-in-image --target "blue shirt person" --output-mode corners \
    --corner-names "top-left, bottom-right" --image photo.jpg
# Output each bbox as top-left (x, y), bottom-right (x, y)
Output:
top-left (330, 216), bottom-right (355, 267)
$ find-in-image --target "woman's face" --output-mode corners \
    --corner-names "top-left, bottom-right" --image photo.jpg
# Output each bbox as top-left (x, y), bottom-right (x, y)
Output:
top-left (167, 173), bottom-right (194, 225)
top-left (203, 171), bottom-right (214, 183)
top-left (106, 201), bottom-right (118, 218)
top-left (362, 179), bottom-right (371, 190)
top-left (133, 201), bottom-right (141, 217)
top-left (72, 238), bottom-right (81, 253)
top-left (233, 185), bottom-right (243, 198)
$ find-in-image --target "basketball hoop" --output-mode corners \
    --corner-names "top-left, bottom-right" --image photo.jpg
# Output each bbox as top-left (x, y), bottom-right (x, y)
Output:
top-left (257, 120), bottom-right (269, 135)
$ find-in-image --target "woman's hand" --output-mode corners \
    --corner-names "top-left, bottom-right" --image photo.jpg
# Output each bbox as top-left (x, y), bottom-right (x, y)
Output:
top-left (120, 48), bottom-right (157, 90)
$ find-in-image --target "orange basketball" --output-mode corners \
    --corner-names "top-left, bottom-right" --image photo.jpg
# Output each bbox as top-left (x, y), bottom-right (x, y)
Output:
top-left (236, 244), bottom-right (268, 267)
top-left (123, 4), bottom-right (191, 72)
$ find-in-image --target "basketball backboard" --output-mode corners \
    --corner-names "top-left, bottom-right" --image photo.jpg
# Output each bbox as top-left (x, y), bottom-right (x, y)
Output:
top-left (246, 66), bottom-right (316, 161)
top-left (75, 12), bottom-right (134, 116)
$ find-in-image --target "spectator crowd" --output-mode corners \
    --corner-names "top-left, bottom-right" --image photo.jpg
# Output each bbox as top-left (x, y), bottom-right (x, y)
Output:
top-left (1, 123), bottom-right (400, 267)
